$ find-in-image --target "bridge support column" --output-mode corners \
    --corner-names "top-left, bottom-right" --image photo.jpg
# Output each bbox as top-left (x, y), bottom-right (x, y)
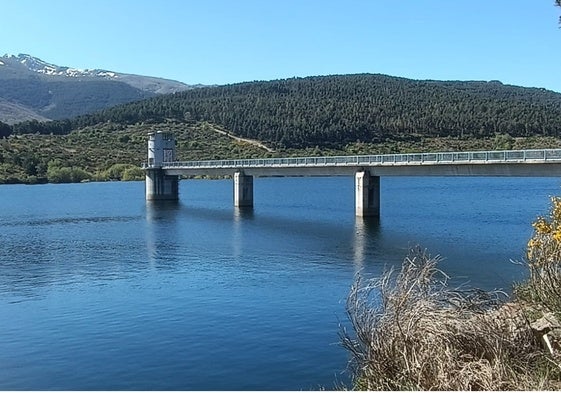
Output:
top-left (355, 171), bottom-right (380, 217)
top-left (146, 168), bottom-right (179, 201)
top-left (234, 171), bottom-right (253, 207)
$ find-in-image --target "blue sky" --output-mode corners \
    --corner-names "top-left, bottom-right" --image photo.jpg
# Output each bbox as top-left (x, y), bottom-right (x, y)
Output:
top-left (2, 0), bottom-right (560, 91)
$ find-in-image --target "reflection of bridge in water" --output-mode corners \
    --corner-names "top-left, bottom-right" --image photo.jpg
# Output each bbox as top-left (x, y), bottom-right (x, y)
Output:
top-left (144, 131), bottom-right (561, 217)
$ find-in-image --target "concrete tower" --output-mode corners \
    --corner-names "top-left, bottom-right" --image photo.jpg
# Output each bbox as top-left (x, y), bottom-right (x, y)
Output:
top-left (145, 132), bottom-right (179, 201)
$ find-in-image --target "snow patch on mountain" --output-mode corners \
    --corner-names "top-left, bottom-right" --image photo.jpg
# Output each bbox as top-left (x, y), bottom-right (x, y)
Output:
top-left (7, 53), bottom-right (120, 80)
top-left (1, 53), bottom-right (195, 95)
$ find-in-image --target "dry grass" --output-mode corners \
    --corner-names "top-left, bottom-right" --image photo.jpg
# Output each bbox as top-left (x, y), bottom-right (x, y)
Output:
top-left (340, 247), bottom-right (557, 390)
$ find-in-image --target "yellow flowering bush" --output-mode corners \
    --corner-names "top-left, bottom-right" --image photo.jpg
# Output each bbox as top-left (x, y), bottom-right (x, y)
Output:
top-left (522, 196), bottom-right (561, 311)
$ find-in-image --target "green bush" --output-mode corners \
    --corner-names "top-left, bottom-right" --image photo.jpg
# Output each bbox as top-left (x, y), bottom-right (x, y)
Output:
top-left (121, 166), bottom-right (144, 181)
top-left (25, 175), bottom-right (38, 184)
top-left (104, 163), bottom-right (136, 180)
top-left (47, 162), bottom-right (92, 183)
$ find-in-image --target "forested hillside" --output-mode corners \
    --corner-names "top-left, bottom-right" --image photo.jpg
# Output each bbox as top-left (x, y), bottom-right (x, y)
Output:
top-left (41, 74), bottom-right (561, 148)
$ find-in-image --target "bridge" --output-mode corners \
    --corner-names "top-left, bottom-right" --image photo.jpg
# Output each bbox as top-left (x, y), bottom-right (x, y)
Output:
top-left (144, 131), bottom-right (561, 216)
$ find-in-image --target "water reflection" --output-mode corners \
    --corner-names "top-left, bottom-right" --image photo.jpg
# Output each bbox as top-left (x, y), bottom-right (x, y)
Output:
top-left (146, 200), bottom-right (181, 222)
top-left (232, 207), bottom-right (254, 259)
top-left (352, 217), bottom-right (380, 271)
top-left (233, 207), bottom-right (255, 221)
top-left (145, 200), bottom-right (181, 268)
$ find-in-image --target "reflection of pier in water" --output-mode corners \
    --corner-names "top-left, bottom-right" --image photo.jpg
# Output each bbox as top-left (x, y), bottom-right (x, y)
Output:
top-left (146, 196), bottom-right (380, 276)
top-left (145, 131), bottom-right (561, 217)
top-left (353, 217), bottom-right (380, 271)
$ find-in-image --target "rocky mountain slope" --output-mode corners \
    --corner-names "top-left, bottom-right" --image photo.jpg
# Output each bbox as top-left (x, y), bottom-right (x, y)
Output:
top-left (0, 54), bottom-right (194, 123)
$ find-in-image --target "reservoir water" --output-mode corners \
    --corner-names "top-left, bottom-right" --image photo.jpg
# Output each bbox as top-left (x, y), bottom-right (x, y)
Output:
top-left (0, 176), bottom-right (559, 390)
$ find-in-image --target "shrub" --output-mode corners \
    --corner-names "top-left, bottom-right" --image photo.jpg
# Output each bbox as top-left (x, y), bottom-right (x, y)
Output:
top-left (516, 196), bottom-right (561, 313)
top-left (104, 163), bottom-right (140, 180)
top-left (47, 162), bottom-right (92, 183)
top-left (121, 166), bottom-right (144, 181)
top-left (25, 175), bottom-right (38, 184)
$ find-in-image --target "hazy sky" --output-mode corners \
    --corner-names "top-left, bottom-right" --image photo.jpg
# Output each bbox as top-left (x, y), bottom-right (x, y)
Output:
top-left (2, 0), bottom-right (560, 91)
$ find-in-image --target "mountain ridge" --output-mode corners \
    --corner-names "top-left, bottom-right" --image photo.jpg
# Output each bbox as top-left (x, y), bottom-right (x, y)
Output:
top-left (0, 54), bottom-right (196, 123)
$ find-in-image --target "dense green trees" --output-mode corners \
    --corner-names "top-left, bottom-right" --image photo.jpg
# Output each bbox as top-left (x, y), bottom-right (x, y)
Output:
top-left (66, 74), bottom-right (561, 148)
top-left (5, 73), bottom-right (561, 152)
top-left (0, 121), bottom-right (11, 138)
top-left (11, 119), bottom-right (72, 135)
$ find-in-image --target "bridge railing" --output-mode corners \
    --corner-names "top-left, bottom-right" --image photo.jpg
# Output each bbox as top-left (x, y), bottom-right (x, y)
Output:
top-left (158, 149), bottom-right (561, 169)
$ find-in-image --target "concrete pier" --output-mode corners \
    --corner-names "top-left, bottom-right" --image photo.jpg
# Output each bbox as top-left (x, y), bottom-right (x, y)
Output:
top-left (355, 171), bottom-right (380, 217)
top-left (145, 168), bottom-right (179, 201)
top-left (234, 172), bottom-right (253, 207)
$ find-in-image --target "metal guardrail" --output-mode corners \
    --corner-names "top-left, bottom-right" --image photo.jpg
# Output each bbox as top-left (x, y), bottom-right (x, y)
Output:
top-left (150, 149), bottom-right (561, 170)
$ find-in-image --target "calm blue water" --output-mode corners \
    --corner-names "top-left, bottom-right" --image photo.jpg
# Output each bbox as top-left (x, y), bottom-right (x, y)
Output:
top-left (0, 176), bottom-right (559, 390)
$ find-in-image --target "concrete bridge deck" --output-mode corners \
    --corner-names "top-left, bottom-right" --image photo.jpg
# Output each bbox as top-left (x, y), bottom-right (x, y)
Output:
top-left (159, 149), bottom-right (561, 177)
top-left (144, 133), bottom-right (561, 217)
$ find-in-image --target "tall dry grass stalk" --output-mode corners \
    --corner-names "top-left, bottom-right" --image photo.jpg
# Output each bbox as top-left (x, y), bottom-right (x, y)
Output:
top-left (341, 247), bottom-right (553, 390)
